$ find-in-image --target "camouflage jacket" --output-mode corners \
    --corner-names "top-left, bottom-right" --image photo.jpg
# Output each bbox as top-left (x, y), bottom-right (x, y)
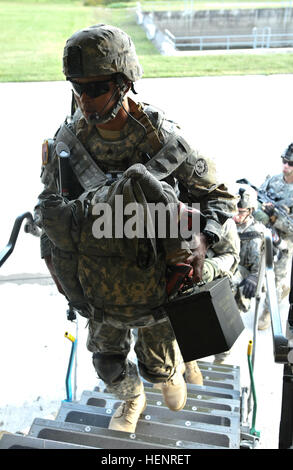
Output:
top-left (37, 98), bottom-right (237, 256)
top-left (258, 173), bottom-right (293, 242)
top-left (236, 216), bottom-right (265, 275)
top-left (35, 99), bottom-right (238, 324)
top-left (206, 218), bottom-right (240, 277)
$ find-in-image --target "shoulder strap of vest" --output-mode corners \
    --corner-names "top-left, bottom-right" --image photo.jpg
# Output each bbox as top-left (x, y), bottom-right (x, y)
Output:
top-left (56, 123), bottom-right (108, 191)
top-left (146, 134), bottom-right (191, 180)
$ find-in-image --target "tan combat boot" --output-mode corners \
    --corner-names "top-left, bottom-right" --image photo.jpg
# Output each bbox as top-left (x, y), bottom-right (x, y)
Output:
top-left (160, 370), bottom-right (187, 411)
top-left (108, 392), bottom-right (147, 433)
top-left (184, 361), bottom-right (203, 385)
top-left (258, 309), bottom-right (271, 330)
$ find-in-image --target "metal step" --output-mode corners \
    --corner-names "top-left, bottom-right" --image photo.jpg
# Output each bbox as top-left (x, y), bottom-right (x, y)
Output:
top-left (198, 362), bottom-right (241, 391)
top-left (29, 417), bottom-right (180, 449)
top-left (143, 381), bottom-right (241, 402)
top-left (0, 360), bottom-right (242, 449)
top-left (29, 417), bottom-right (226, 449)
top-left (80, 389), bottom-right (240, 418)
top-left (0, 432), bottom-right (95, 449)
top-left (50, 398), bottom-right (240, 448)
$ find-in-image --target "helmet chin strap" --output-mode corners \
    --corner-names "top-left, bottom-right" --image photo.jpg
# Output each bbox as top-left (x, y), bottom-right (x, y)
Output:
top-left (86, 76), bottom-right (129, 125)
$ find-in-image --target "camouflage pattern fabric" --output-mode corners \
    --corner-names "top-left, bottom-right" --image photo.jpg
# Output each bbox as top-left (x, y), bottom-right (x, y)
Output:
top-left (35, 98), bottom-right (238, 397)
top-left (231, 216), bottom-right (265, 311)
top-left (203, 218), bottom-right (240, 282)
top-left (38, 165), bottom-right (188, 326)
top-left (258, 173), bottom-right (293, 305)
top-left (37, 99), bottom-right (238, 257)
top-left (63, 24), bottom-right (143, 82)
top-left (87, 316), bottom-right (181, 399)
top-left (258, 174), bottom-right (293, 242)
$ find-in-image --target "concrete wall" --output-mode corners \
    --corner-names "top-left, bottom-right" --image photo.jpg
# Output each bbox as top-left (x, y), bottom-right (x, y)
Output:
top-left (138, 7), bottom-right (293, 51)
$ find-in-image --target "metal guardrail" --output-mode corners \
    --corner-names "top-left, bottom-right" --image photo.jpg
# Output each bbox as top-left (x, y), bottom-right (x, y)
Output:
top-left (164, 28), bottom-right (293, 50)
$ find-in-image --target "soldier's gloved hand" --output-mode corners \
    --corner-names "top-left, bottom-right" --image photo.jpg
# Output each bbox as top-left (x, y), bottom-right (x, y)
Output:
top-left (262, 202), bottom-right (275, 217)
top-left (239, 274), bottom-right (258, 299)
top-left (253, 208), bottom-right (270, 225)
top-left (202, 259), bottom-right (220, 283)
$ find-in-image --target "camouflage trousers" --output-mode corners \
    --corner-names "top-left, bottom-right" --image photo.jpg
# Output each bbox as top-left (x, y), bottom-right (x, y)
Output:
top-left (86, 316), bottom-right (182, 401)
top-left (231, 265), bottom-right (252, 312)
top-left (264, 240), bottom-right (293, 310)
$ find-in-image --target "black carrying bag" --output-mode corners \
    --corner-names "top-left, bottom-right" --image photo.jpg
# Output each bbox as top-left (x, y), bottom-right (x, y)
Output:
top-left (164, 277), bottom-right (244, 362)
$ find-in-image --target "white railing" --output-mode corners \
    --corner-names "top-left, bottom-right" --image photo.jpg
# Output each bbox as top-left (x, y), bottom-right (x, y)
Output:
top-left (164, 29), bottom-right (293, 50)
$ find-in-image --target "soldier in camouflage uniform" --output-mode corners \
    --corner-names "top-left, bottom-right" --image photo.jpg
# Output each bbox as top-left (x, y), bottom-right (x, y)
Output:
top-left (231, 184), bottom-right (265, 314)
top-left (254, 144), bottom-right (293, 330)
top-left (202, 218), bottom-right (240, 285)
top-left (34, 24), bottom-right (238, 433)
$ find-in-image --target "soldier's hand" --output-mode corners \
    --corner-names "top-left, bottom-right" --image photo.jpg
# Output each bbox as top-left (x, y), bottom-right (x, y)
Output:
top-left (186, 233), bottom-right (209, 283)
top-left (239, 274), bottom-right (258, 299)
top-left (262, 202), bottom-right (275, 217)
top-left (202, 259), bottom-right (218, 283)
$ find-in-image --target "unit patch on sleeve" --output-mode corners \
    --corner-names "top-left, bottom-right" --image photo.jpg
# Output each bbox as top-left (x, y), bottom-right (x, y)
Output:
top-left (194, 157), bottom-right (208, 177)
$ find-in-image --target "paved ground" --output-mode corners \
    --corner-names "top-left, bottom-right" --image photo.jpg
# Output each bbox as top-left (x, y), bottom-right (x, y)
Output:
top-left (0, 76), bottom-right (292, 449)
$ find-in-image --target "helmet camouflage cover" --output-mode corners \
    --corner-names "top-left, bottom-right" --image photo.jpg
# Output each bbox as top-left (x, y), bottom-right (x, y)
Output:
top-left (63, 24), bottom-right (143, 82)
top-left (281, 143), bottom-right (293, 162)
top-left (236, 183), bottom-right (258, 210)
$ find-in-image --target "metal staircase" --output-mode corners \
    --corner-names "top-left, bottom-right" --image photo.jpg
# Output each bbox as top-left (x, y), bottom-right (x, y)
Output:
top-left (0, 361), bottom-right (242, 450)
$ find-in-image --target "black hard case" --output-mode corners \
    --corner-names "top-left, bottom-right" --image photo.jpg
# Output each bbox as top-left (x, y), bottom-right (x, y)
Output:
top-left (164, 277), bottom-right (244, 362)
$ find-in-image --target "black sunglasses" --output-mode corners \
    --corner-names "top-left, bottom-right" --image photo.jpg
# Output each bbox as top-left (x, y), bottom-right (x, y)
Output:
top-left (282, 158), bottom-right (293, 167)
top-left (69, 79), bottom-right (112, 98)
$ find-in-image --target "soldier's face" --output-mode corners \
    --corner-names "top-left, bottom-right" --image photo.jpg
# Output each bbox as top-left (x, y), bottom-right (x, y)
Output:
top-left (71, 75), bottom-right (118, 122)
top-left (233, 208), bottom-right (250, 224)
top-left (282, 160), bottom-right (293, 177)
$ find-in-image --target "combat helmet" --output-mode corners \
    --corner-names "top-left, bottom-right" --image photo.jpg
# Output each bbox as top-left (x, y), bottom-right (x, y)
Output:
top-left (236, 183), bottom-right (258, 211)
top-left (281, 143), bottom-right (293, 162)
top-left (63, 24), bottom-right (143, 82)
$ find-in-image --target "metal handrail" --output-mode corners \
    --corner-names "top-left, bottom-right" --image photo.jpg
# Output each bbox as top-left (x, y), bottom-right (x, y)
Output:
top-left (0, 212), bottom-right (41, 268)
top-left (254, 229), bottom-right (291, 365)
top-left (0, 213), bottom-right (78, 402)
top-left (246, 229), bottom-right (291, 427)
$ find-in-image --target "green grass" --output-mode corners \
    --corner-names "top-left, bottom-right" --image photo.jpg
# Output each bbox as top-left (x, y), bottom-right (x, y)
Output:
top-left (0, 0), bottom-right (293, 82)
top-left (0, 1), bottom-right (94, 81)
top-left (141, 53), bottom-right (293, 77)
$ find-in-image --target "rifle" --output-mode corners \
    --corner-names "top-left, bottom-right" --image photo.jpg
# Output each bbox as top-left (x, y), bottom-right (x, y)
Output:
top-left (236, 178), bottom-right (293, 232)
top-left (257, 188), bottom-right (293, 232)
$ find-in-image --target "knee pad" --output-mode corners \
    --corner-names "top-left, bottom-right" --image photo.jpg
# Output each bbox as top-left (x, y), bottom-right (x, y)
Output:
top-left (92, 352), bottom-right (126, 385)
